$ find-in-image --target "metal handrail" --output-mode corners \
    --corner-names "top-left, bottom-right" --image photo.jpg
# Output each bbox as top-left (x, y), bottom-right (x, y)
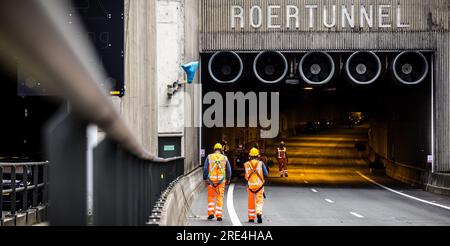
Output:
top-left (0, 162), bottom-right (49, 167)
top-left (0, 0), bottom-right (174, 163)
top-left (3, 184), bottom-right (45, 195)
top-left (1, 161), bottom-right (49, 218)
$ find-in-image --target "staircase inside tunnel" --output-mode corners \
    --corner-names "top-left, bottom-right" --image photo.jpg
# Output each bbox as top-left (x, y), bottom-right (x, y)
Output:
top-left (262, 126), bottom-right (371, 187)
top-left (201, 51), bottom-right (432, 188)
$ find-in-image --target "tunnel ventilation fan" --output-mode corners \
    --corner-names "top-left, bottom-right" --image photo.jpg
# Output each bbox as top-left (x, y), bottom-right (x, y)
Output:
top-left (208, 51), bottom-right (243, 83)
top-left (253, 51), bottom-right (288, 84)
top-left (392, 51), bottom-right (429, 85)
top-left (299, 52), bottom-right (335, 85)
top-left (345, 51), bottom-right (382, 85)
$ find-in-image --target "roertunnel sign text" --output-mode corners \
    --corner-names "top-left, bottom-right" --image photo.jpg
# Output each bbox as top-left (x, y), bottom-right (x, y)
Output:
top-left (231, 3), bottom-right (410, 30)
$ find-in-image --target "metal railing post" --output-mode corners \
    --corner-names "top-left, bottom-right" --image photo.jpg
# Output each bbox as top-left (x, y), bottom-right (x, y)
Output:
top-left (22, 165), bottom-right (28, 211)
top-left (93, 138), bottom-right (119, 226)
top-left (0, 166), bottom-right (3, 218)
top-left (10, 166), bottom-right (16, 215)
top-left (46, 112), bottom-right (88, 226)
top-left (32, 165), bottom-right (38, 207)
top-left (43, 164), bottom-right (49, 206)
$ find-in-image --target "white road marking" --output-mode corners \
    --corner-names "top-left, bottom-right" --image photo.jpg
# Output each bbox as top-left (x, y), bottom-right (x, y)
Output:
top-left (325, 199), bottom-right (335, 204)
top-left (226, 184), bottom-right (242, 226)
top-left (350, 212), bottom-right (364, 218)
top-left (311, 189), bottom-right (318, 193)
top-left (356, 171), bottom-right (450, 211)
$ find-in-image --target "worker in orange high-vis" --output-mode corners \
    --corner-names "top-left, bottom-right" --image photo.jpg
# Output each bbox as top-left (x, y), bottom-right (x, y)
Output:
top-left (203, 143), bottom-right (232, 221)
top-left (276, 141), bottom-right (289, 177)
top-left (244, 148), bottom-right (268, 224)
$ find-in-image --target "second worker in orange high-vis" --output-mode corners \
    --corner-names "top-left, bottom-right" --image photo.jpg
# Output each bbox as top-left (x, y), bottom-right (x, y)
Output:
top-left (244, 148), bottom-right (269, 224)
top-left (276, 141), bottom-right (289, 177)
top-left (203, 143), bottom-right (232, 221)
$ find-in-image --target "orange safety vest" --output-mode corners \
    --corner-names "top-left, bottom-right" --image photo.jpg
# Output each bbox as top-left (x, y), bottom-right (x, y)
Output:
top-left (207, 153), bottom-right (227, 187)
top-left (244, 160), bottom-right (265, 193)
top-left (277, 147), bottom-right (287, 159)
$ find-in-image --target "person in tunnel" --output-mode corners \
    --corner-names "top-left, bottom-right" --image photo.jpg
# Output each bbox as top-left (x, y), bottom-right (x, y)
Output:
top-left (276, 141), bottom-right (289, 177)
top-left (221, 140), bottom-right (228, 155)
top-left (254, 142), bottom-right (269, 172)
top-left (244, 148), bottom-right (268, 224)
top-left (203, 143), bottom-right (232, 221)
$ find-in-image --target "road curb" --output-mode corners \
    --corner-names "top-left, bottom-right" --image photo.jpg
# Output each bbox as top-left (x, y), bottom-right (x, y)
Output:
top-left (154, 167), bottom-right (203, 226)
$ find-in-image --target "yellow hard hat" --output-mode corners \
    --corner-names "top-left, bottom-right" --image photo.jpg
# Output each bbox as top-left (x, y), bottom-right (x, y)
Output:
top-left (214, 143), bottom-right (223, 150)
top-left (249, 148), bottom-right (260, 157)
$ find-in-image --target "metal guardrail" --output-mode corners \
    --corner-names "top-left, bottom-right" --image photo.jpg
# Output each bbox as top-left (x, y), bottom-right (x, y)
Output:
top-left (1, 162), bottom-right (49, 220)
top-left (92, 137), bottom-right (184, 226)
top-left (45, 114), bottom-right (185, 226)
top-left (0, 1), bottom-right (186, 226)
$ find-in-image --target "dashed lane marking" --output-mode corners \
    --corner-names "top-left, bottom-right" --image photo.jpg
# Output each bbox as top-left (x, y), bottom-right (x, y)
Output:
top-left (325, 199), bottom-right (335, 204)
top-left (311, 189), bottom-right (318, 193)
top-left (350, 212), bottom-right (364, 218)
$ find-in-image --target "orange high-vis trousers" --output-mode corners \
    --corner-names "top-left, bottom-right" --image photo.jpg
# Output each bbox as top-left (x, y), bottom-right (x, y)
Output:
top-left (278, 158), bottom-right (288, 175)
top-left (247, 187), bottom-right (264, 220)
top-left (207, 182), bottom-right (225, 218)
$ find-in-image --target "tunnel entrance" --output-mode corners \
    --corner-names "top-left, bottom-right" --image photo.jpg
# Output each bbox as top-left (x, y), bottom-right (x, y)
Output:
top-left (201, 51), bottom-right (432, 183)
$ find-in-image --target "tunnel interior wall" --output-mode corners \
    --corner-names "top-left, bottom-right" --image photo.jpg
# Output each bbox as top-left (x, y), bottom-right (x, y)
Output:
top-left (368, 79), bottom-right (432, 169)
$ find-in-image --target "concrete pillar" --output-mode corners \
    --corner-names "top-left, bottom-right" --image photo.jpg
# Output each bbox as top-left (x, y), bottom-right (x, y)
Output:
top-left (122, 0), bottom-right (158, 154)
top-left (156, 0), bottom-right (200, 172)
top-left (183, 0), bottom-right (201, 172)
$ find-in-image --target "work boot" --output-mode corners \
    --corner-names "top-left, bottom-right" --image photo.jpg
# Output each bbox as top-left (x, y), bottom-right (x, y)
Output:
top-left (249, 219), bottom-right (254, 223)
top-left (285, 173), bottom-right (288, 177)
top-left (207, 215), bottom-right (214, 220)
top-left (280, 173), bottom-right (284, 178)
top-left (257, 215), bottom-right (263, 224)
top-left (217, 217), bottom-right (223, 221)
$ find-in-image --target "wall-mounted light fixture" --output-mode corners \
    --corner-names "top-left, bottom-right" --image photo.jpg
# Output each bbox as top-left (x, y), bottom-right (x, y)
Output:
top-left (167, 61), bottom-right (199, 99)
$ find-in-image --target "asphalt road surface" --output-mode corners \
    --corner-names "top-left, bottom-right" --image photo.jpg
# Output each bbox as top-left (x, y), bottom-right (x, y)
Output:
top-left (187, 127), bottom-right (450, 226)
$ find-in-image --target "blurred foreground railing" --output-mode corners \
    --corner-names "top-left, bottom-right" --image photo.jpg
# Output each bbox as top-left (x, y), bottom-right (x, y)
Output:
top-left (0, 0), bottom-right (185, 226)
top-left (46, 113), bottom-right (184, 226)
